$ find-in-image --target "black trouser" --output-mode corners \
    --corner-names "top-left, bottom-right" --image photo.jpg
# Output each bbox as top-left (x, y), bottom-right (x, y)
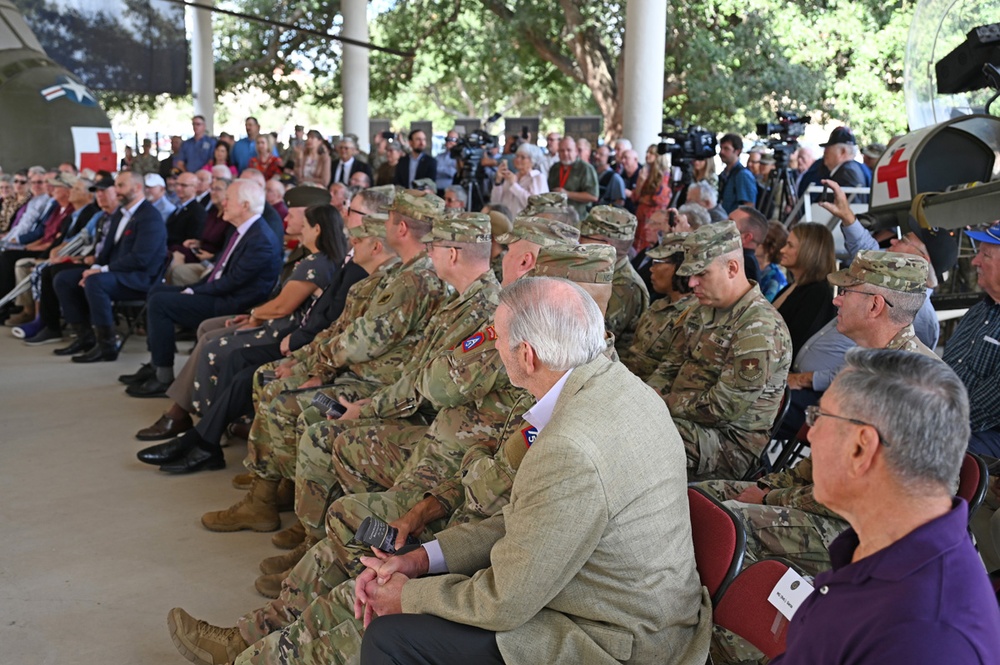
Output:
top-left (361, 614), bottom-right (505, 665)
top-left (40, 262), bottom-right (87, 330)
top-left (194, 342), bottom-right (284, 448)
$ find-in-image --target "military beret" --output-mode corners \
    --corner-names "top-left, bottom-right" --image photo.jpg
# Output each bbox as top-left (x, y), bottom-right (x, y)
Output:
top-left (495, 216), bottom-right (581, 247)
top-left (391, 190), bottom-right (445, 224)
top-left (579, 206), bottom-right (638, 241)
top-left (348, 213), bottom-right (389, 240)
top-left (522, 191), bottom-right (569, 214)
top-left (284, 184), bottom-right (331, 208)
top-left (486, 210), bottom-right (513, 238)
top-left (677, 220), bottom-right (742, 276)
top-left (645, 232), bottom-right (690, 260)
top-left (827, 249), bottom-right (928, 294)
top-left (529, 243), bottom-right (615, 284)
top-left (420, 212), bottom-right (492, 244)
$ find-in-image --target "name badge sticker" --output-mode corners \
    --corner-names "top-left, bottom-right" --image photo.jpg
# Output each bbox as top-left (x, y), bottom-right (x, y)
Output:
top-left (767, 568), bottom-right (814, 620)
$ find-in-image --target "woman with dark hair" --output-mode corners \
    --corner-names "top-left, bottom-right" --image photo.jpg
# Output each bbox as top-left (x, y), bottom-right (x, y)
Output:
top-left (632, 145), bottom-right (673, 252)
top-left (772, 222), bottom-right (837, 359)
top-left (620, 233), bottom-right (697, 381)
top-left (137, 205), bottom-right (346, 431)
top-left (757, 221), bottom-right (789, 302)
top-left (203, 141), bottom-right (237, 177)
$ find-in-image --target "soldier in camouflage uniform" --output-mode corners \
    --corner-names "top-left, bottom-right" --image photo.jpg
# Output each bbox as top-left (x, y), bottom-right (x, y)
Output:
top-left (291, 213), bottom-right (500, 551)
top-left (201, 194), bottom-right (450, 543)
top-left (619, 233), bottom-right (697, 380)
top-left (494, 216), bottom-right (580, 286)
top-left (578, 205), bottom-right (650, 352)
top-left (647, 221), bottom-right (792, 481)
top-left (485, 208), bottom-right (512, 283)
top-left (165, 245), bottom-right (619, 665)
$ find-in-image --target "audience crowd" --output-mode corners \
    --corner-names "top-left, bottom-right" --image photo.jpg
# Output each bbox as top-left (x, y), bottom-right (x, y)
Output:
top-left (1, 113), bottom-right (999, 665)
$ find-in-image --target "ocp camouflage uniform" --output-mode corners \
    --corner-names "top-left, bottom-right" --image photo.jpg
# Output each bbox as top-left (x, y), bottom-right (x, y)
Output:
top-left (886, 322), bottom-right (938, 358)
top-left (619, 295), bottom-right (697, 380)
top-left (607, 255), bottom-right (650, 349)
top-left (293, 266), bottom-right (501, 534)
top-left (648, 222), bottom-right (792, 481)
top-left (244, 252), bottom-right (447, 483)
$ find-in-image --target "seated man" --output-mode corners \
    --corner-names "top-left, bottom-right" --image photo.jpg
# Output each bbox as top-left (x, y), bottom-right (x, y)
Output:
top-left (578, 205), bottom-right (649, 350)
top-left (772, 349), bottom-right (1000, 663)
top-left (351, 277), bottom-right (711, 665)
top-left (647, 221), bottom-right (791, 480)
top-left (51, 171), bottom-right (166, 362)
top-left (126, 179), bottom-right (282, 406)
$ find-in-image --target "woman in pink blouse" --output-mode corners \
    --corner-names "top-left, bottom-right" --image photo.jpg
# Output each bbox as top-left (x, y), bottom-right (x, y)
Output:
top-left (489, 143), bottom-right (548, 216)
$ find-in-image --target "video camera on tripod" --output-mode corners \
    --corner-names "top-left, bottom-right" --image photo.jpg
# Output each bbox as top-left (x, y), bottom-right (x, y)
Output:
top-left (754, 111), bottom-right (811, 218)
top-left (657, 119), bottom-right (717, 204)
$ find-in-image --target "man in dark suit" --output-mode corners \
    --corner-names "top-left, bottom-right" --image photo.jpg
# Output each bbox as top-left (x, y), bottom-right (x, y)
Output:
top-left (165, 171), bottom-right (207, 246)
top-left (125, 180), bottom-right (283, 419)
top-left (394, 129), bottom-right (437, 188)
top-left (330, 137), bottom-right (373, 187)
top-left (51, 171), bottom-right (167, 362)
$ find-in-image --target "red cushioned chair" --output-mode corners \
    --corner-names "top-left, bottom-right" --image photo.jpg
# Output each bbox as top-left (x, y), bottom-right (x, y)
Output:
top-left (957, 451), bottom-right (989, 518)
top-left (687, 486), bottom-right (746, 606)
top-left (714, 557), bottom-right (801, 660)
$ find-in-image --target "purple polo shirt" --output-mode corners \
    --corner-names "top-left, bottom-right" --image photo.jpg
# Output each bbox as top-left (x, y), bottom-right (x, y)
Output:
top-left (772, 499), bottom-right (1000, 664)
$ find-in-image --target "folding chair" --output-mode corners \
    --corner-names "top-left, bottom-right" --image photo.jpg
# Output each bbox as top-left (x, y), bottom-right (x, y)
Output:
top-left (957, 452), bottom-right (989, 518)
top-left (770, 423), bottom-right (811, 474)
top-left (713, 557), bottom-right (803, 660)
top-left (742, 385), bottom-right (792, 481)
top-left (687, 486), bottom-right (746, 606)
top-left (114, 253), bottom-right (170, 349)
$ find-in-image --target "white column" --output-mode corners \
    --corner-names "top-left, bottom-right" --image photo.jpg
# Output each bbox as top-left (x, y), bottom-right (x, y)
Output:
top-left (190, 0), bottom-right (216, 133)
top-left (621, 0), bottom-right (666, 146)
top-left (342, 0), bottom-right (370, 151)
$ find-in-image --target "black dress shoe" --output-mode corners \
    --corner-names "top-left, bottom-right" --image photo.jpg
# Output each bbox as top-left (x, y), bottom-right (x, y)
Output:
top-left (137, 436), bottom-right (194, 465)
top-left (119, 363), bottom-right (155, 385)
top-left (53, 336), bottom-right (95, 357)
top-left (159, 446), bottom-right (225, 474)
top-left (126, 376), bottom-right (172, 398)
top-left (71, 339), bottom-right (119, 363)
top-left (136, 413), bottom-right (194, 441)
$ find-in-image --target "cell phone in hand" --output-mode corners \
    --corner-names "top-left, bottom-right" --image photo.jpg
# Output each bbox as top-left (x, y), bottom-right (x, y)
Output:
top-left (310, 392), bottom-right (347, 419)
top-left (353, 516), bottom-right (419, 554)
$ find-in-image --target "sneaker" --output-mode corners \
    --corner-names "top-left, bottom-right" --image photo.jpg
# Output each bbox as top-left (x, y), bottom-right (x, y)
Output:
top-left (167, 608), bottom-right (248, 665)
top-left (23, 326), bottom-right (63, 345)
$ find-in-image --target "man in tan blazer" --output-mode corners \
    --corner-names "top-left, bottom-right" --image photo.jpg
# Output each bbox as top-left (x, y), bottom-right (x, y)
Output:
top-left (354, 276), bottom-right (712, 665)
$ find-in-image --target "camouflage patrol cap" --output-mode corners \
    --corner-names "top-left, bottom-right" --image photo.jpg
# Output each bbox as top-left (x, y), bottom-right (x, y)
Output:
top-left (412, 178), bottom-right (437, 192)
top-left (390, 190), bottom-right (445, 224)
top-left (495, 216), bottom-right (580, 247)
top-left (530, 243), bottom-right (615, 284)
top-left (677, 220), bottom-right (742, 276)
top-left (523, 191), bottom-right (569, 213)
top-left (419, 212), bottom-right (492, 244)
top-left (579, 206), bottom-right (638, 241)
top-left (827, 249), bottom-right (928, 294)
top-left (645, 232), bottom-right (690, 259)
top-left (348, 213), bottom-right (389, 240)
top-left (364, 185), bottom-right (399, 212)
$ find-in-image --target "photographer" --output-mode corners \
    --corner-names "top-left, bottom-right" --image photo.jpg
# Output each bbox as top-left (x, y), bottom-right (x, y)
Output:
top-left (489, 143), bottom-right (548, 216)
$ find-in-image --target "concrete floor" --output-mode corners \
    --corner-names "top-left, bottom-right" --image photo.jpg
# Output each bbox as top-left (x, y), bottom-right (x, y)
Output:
top-left (0, 332), bottom-right (292, 665)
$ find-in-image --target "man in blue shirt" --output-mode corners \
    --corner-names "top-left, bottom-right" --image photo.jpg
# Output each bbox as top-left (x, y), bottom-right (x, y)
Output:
top-left (176, 115), bottom-right (217, 173)
top-left (231, 116), bottom-right (263, 173)
top-left (772, 349), bottom-right (1000, 665)
top-left (717, 133), bottom-right (758, 214)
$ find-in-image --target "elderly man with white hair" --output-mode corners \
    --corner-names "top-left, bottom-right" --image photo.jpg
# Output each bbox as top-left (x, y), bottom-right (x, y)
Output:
top-left (124, 179), bottom-right (283, 407)
top-left (685, 180), bottom-right (727, 221)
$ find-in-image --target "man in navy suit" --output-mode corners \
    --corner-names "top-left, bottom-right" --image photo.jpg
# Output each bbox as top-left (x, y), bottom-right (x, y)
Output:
top-left (329, 137), bottom-right (374, 187)
top-left (52, 171), bottom-right (167, 363)
top-left (394, 129), bottom-right (437, 188)
top-left (126, 179), bottom-right (282, 411)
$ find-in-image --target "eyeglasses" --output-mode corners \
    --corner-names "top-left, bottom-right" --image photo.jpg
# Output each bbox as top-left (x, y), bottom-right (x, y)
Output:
top-left (839, 287), bottom-right (893, 308)
top-left (804, 405), bottom-right (890, 447)
top-left (14, 179), bottom-right (27, 184)
top-left (348, 207), bottom-right (368, 217)
top-left (445, 137), bottom-right (458, 143)
top-left (30, 179), bottom-right (46, 185)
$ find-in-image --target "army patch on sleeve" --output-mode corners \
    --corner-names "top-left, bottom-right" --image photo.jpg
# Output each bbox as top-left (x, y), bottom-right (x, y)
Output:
top-left (737, 356), bottom-right (764, 383)
top-left (462, 332), bottom-right (486, 353)
top-left (485, 325), bottom-right (497, 341)
top-left (522, 426), bottom-right (538, 447)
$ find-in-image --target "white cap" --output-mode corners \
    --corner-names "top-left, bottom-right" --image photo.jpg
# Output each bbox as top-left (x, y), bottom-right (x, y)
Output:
top-left (144, 173), bottom-right (166, 188)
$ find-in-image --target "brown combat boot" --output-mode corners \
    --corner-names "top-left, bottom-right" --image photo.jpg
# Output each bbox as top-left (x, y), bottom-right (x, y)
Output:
top-left (260, 534), bottom-right (318, 575)
top-left (276, 477), bottom-right (294, 512)
top-left (231, 472), bottom-right (254, 490)
top-left (271, 520), bottom-right (306, 550)
top-left (254, 568), bottom-right (290, 599)
top-left (168, 607), bottom-right (248, 665)
top-left (201, 476), bottom-right (281, 532)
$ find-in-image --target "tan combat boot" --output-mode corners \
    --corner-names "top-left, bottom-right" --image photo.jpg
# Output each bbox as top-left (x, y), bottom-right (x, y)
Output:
top-left (260, 534), bottom-right (319, 575)
top-left (168, 607), bottom-right (248, 665)
top-left (271, 520), bottom-right (306, 550)
top-left (254, 568), bottom-right (290, 599)
top-left (276, 477), bottom-right (294, 512)
top-left (231, 472), bottom-right (254, 490)
top-left (201, 476), bottom-right (281, 532)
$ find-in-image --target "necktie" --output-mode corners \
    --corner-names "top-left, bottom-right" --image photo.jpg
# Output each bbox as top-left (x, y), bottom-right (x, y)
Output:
top-left (209, 230), bottom-right (239, 282)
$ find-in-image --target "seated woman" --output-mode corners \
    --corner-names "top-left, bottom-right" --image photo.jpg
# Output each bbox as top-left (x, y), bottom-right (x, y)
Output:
top-left (249, 135), bottom-right (284, 181)
top-left (772, 222), bottom-right (837, 360)
top-left (132, 204), bottom-right (347, 428)
top-left (167, 178), bottom-right (231, 286)
top-left (489, 143), bottom-right (548, 216)
top-left (756, 221), bottom-right (789, 302)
